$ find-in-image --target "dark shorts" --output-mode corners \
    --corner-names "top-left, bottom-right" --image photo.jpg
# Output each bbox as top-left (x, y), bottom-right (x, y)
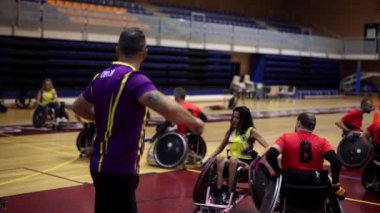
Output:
top-left (91, 171), bottom-right (139, 213)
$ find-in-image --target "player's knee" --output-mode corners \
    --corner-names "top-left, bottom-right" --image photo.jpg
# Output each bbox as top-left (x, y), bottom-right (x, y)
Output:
top-left (229, 157), bottom-right (239, 166)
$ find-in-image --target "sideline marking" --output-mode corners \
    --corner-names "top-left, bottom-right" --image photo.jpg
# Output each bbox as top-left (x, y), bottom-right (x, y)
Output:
top-left (0, 158), bottom-right (77, 187)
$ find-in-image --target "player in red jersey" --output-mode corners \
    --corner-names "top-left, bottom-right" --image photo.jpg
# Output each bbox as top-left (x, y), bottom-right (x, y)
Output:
top-left (266, 113), bottom-right (346, 200)
top-left (174, 87), bottom-right (207, 134)
top-left (335, 97), bottom-right (374, 134)
top-left (361, 121), bottom-right (380, 160)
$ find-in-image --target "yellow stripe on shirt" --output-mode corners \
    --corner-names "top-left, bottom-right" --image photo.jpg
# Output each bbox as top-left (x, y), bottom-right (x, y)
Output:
top-left (97, 72), bottom-right (133, 172)
top-left (98, 93), bottom-right (114, 172)
top-left (107, 72), bottom-right (132, 140)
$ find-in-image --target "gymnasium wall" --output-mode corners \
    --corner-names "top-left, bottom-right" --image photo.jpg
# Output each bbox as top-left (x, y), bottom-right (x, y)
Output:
top-left (142, 0), bottom-right (379, 37)
top-left (282, 0), bottom-right (380, 37)
top-left (231, 53), bottom-right (251, 75)
top-left (138, 0), bottom-right (283, 17)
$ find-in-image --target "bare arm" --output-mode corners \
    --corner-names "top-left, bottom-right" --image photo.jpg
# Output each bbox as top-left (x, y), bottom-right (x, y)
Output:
top-left (210, 131), bottom-right (230, 158)
top-left (52, 90), bottom-right (58, 102)
top-left (335, 119), bottom-right (350, 132)
top-left (139, 90), bottom-right (203, 134)
top-left (251, 129), bottom-right (269, 148)
top-left (36, 90), bottom-right (42, 105)
top-left (72, 95), bottom-right (95, 121)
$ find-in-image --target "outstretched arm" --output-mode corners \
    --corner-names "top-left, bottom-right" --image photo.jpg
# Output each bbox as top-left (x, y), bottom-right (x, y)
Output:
top-left (335, 119), bottom-right (350, 133)
top-left (209, 131), bottom-right (230, 158)
top-left (251, 129), bottom-right (269, 148)
top-left (139, 90), bottom-right (203, 134)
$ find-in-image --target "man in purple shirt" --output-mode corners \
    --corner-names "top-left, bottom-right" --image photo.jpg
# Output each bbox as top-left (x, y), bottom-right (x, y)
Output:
top-left (72, 28), bottom-right (204, 213)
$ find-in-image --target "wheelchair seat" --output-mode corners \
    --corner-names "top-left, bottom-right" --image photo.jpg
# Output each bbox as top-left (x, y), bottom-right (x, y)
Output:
top-left (281, 169), bottom-right (331, 211)
top-left (221, 161), bottom-right (249, 183)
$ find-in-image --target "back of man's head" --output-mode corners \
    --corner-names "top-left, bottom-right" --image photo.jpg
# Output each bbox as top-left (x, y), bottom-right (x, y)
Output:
top-left (297, 112), bottom-right (316, 131)
top-left (118, 28), bottom-right (146, 56)
top-left (174, 87), bottom-right (187, 100)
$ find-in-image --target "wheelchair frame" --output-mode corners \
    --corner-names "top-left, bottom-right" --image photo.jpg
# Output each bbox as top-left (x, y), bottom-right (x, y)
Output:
top-left (194, 157), bottom-right (255, 213)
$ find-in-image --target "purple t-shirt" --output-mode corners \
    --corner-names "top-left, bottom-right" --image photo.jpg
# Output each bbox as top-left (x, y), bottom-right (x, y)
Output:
top-left (82, 61), bottom-right (156, 175)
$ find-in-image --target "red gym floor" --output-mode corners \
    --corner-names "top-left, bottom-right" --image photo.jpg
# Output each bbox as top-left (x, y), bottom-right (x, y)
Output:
top-left (1, 168), bottom-right (379, 212)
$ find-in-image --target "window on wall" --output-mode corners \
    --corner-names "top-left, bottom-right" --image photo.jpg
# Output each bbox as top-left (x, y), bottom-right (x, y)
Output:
top-left (364, 23), bottom-right (379, 39)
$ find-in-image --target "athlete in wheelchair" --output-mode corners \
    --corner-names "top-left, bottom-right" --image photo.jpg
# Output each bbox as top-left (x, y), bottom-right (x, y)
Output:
top-left (76, 115), bottom-right (96, 158)
top-left (146, 88), bottom-right (208, 168)
top-left (33, 78), bottom-right (69, 128)
top-left (335, 97), bottom-right (374, 168)
top-left (360, 121), bottom-right (380, 193)
top-left (193, 106), bottom-right (269, 212)
top-left (262, 113), bottom-right (345, 212)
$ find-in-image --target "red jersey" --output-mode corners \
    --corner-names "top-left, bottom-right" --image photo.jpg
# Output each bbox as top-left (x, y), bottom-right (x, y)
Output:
top-left (367, 122), bottom-right (380, 144)
top-left (342, 109), bottom-right (363, 131)
top-left (177, 101), bottom-right (202, 134)
top-left (275, 130), bottom-right (334, 171)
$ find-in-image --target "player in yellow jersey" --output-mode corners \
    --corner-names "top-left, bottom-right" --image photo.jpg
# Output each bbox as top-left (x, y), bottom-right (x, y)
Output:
top-left (36, 78), bottom-right (68, 122)
top-left (209, 106), bottom-right (269, 204)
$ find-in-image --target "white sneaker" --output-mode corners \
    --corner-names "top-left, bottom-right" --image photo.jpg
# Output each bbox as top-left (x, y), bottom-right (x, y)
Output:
top-left (61, 117), bottom-right (68, 123)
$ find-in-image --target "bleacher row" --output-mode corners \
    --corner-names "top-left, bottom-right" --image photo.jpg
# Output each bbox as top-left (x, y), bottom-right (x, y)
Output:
top-left (0, 36), bottom-right (234, 96)
top-left (19, 0), bottom-right (308, 35)
top-left (252, 54), bottom-right (340, 90)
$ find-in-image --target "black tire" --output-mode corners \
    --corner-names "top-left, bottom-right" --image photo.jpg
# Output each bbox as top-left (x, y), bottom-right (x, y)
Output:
top-left (15, 97), bottom-right (32, 109)
top-left (361, 160), bottom-right (378, 192)
top-left (76, 130), bottom-right (88, 151)
top-left (187, 135), bottom-right (207, 163)
top-left (326, 193), bottom-right (344, 213)
top-left (0, 103), bottom-right (7, 114)
top-left (153, 132), bottom-right (188, 168)
top-left (32, 106), bottom-right (47, 128)
top-left (337, 136), bottom-right (371, 168)
top-left (193, 158), bottom-right (217, 204)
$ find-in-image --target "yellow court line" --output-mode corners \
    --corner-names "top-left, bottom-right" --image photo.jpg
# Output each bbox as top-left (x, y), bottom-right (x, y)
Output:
top-left (0, 137), bottom-right (76, 157)
top-left (0, 157), bottom-right (78, 187)
top-left (0, 132), bottom-right (74, 149)
top-left (346, 197), bottom-right (380, 206)
top-left (187, 169), bottom-right (201, 174)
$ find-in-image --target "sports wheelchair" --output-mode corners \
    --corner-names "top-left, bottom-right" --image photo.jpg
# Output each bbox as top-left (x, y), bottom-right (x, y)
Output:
top-left (146, 121), bottom-right (207, 169)
top-left (362, 144), bottom-right (380, 193)
top-left (193, 157), bottom-right (253, 213)
top-left (337, 131), bottom-right (371, 168)
top-left (32, 102), bottom-right (68, 128)
top-left (193, 156), bottom-right (343, 213)
top-left (76, 122), bottom-right (96, 158)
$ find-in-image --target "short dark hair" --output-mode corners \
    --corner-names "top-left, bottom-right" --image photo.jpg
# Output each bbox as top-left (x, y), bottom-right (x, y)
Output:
top-left (174, 87), bottom-right (187, 99)
top-left (361, 97), bottom-right (373, 107)
top-left (118, 28), bottom-right (146, 56)
top-left (297, 112), bottom-right (316, 131)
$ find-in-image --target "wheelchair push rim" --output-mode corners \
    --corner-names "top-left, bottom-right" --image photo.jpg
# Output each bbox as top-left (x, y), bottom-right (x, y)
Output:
top-left (193, 157), bottom-right (217, 204)
top-left (187, 135), bottom-right (207, 163)
top-left (337, 136), bottom-right (371, 168)
top-left (361, 159), bottom-right (380, 192)
top-left (249, 156), bottom-right (282, 213)
top-left (153, 131), bottom-right (188, 168)
top-left (32, 106), bottom-right (48, 128)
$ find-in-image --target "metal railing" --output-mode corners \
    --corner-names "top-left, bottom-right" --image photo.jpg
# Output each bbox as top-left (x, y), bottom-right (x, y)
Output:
top-left (0, 0), bottom-right (378, 57)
